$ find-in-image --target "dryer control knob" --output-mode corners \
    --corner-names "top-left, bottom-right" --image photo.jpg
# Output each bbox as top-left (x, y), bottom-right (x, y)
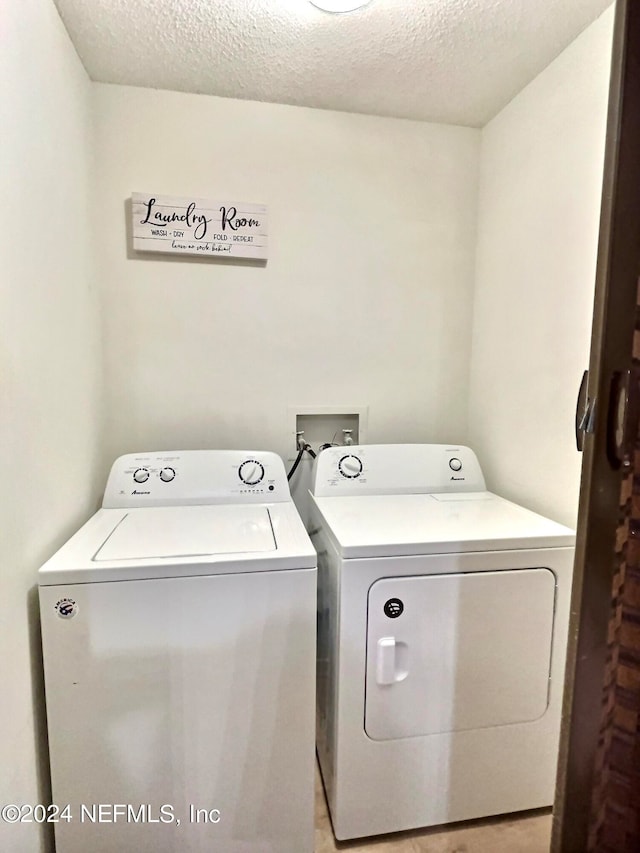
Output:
top-left (449, 457), bottom-right (463, 472)
top-left (338, 455), bottom-right (363, 479)
top-left (159, 467), bottom-right (176, 482)
top-left (133, 468), bottom-right (150, 483)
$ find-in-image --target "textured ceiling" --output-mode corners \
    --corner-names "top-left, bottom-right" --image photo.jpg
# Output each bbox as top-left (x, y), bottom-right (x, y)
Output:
top-left (54, 0), bottom-right (612, 127)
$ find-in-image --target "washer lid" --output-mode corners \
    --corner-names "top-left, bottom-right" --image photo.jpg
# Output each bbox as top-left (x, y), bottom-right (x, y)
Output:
top-left (311, 492), bottom-right (575, 558)
top-left (94, 505), bottom-right (275, 561)
top-left (38, 503), bottom-right (316, 585)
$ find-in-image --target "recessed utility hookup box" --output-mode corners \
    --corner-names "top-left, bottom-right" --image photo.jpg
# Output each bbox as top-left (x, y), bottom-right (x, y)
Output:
top-left (287, 406), bottom-right (369, 454)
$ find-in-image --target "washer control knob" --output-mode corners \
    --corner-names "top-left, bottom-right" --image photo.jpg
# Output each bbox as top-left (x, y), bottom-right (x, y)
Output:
top-left (338, 454), bottom-right (363, 479)
top-left (133, 468), bottom-right (150, 483)
top-left (160, 467), bottom-right (176, 483)
top-left (239, 459), bottom-right (265, 486)
top-left (449, 457), bottom-right (463, 472)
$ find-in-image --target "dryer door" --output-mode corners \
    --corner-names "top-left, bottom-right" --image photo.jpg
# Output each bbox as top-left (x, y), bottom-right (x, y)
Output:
top-left (365, 568), bottom-right (555, 740)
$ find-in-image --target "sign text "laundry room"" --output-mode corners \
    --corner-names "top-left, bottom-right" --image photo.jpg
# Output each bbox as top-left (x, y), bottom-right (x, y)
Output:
top-left (131, 193), bottom-right (268, 260)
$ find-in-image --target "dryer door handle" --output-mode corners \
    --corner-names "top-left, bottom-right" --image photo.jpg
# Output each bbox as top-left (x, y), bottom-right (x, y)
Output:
top-left (376, 637), bottom-right (396, 685)
top-left (375, 638), bottom-right (409, 685)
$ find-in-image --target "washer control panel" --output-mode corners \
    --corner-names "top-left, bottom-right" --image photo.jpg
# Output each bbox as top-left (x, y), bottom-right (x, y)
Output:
top-left (103, 450), bottom-right (290, 508)
top-left (133, 467), bottom-right (150, 484)
top-left (238, 459), bottom-right (265, 485)
top-left (310, 444), bottom-right (486, 498)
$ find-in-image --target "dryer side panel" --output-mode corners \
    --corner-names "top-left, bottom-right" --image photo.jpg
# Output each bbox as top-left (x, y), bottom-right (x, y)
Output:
top-left (365, 568), bottom-right (555, 740)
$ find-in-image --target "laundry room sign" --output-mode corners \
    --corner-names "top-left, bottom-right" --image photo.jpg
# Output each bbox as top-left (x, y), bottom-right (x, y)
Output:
top-left (131, 193), bottom-right (268, 260)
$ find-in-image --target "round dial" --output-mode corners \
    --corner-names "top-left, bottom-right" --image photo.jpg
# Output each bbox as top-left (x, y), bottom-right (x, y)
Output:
top-left (159, 467), bottom-right (176, 483)
top-left (338, 454), bottom-right (363, 479)
top-left (133, 468), bottom-right (150, 484)
top-left (449, 457), bottom-right (463, 472)
top-left (239, 460), bottom-right (265, 486)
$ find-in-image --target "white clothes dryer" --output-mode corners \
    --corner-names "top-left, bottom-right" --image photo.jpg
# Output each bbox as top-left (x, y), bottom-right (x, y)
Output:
top-left (309, 444), bottom-right (575, 840)
top-left (39, 450), bottom-right (316, 853)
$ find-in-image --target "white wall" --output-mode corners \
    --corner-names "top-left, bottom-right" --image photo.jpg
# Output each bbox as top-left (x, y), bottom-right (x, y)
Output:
top-left (0, 2), bottom-right (105, 851)
top-left (467, 7), bottom-right (614, 528)
top-left (92, 86), bottom-right (480, 481)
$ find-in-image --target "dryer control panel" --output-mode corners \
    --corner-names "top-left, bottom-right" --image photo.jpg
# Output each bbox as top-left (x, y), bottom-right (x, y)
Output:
top-left (103, 450), bottom-right (291, 508)
top-left (310, 444), bottom-right (486, 497)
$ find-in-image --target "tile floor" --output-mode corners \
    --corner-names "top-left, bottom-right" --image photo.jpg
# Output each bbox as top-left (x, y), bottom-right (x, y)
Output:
top-left (314, 764), bottom-right (552, 853)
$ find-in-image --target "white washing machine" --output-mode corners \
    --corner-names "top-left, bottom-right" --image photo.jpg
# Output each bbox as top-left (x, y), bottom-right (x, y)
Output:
top-left (39, 450), bottom-right (316, 853)
top-left (309, 443), bottom-right (575, 840)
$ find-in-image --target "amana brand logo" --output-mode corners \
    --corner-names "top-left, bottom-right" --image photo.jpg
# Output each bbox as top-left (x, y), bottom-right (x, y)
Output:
top-left (55, 598), bottom-right (78, 619)
top-left (131, 490), bottom-right (151, 495)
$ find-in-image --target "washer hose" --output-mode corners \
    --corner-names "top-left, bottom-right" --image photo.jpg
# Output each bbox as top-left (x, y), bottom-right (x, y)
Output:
top-left (287, 443), bottom-right (316, 481)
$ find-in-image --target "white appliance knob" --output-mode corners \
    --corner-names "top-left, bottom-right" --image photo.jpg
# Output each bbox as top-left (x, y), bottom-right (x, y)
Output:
top-left (239, 460), bottom-right (265, 486)
top-left (338, 455), bottom-right (363, 479)
top-left (160, 467), bottom-right (175, 482)
top-left (133, 468), bottom-right (149, 483)
top-left (449, 457), bottom-right (463, 472)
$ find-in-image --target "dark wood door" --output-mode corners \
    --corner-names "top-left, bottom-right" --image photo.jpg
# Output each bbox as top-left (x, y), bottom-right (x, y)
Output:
top-left (553, 2), bottom-right (640, 850)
